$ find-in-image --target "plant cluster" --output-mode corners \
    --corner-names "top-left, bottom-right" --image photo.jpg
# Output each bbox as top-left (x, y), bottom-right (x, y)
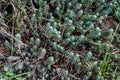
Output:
top-left (0, 0), bottom-right (120, 80)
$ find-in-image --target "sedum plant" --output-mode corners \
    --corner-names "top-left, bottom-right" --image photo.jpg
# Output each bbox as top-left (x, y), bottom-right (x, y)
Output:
top-left (85, 51), bottom-right (93, 61)
top-left (0, 0), bottom-right (118, 80)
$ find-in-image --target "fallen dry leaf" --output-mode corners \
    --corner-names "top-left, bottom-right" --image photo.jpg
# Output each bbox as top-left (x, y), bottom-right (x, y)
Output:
top-left (101, 17), bottom-right (118, 32)
top-left (0, 46), bottom-right (10, 56)
top-left (0, 47), bottom-right (5, 54)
